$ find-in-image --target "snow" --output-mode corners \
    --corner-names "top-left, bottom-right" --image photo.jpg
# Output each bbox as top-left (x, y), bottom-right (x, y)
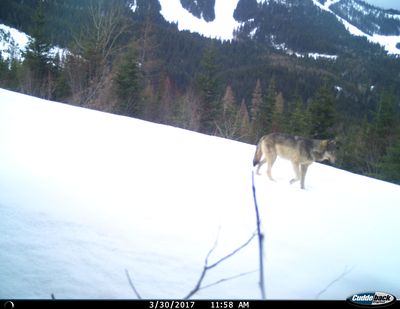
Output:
top-left (129, 3), bottom-right (138, 13)
top-left (159, 0), bottom-right (241, 40)
top-left (2, 2), bottom-right (399, 58)
top-left (157, 0), bottom-right (400, 54)
top-left (0, 23), bottom-right (67, 62)
top-left (311, 0), bottom-right (400, 55)
top-left (1, 88), bottom-right (400, 300)
top-left (337, 15), bottom-right (400, 55)
top-left (369, 34), bottom-right (400, 54)
top-left (307, 53), bottom-right (338, 60)
top-left (325, 0), bottom-right (341, 9)
top-left (270, 37), bottom-right (338, 60)
top-left (249, 27), bottom-right (258, 39)
top-left (0, 24), bottom-right (30, 60)
top-left (386, 12), bottom-right (400, 20)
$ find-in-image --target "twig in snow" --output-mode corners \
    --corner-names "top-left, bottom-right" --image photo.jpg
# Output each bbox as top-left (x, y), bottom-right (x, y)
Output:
top-left (200, 270), bottom-right (258, 291)
top-left (183, 232), bottom-right (256, 300)
top-left (315, 265), bottom-right (355, 299)
top-left (125, 269), bottom-right (142, 299)
top-left (252, 170), bottom-right (266, 299)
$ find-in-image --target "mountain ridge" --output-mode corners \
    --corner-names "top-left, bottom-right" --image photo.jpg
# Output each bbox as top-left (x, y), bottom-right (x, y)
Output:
top-left (168, 0), bottom-right (400, 54)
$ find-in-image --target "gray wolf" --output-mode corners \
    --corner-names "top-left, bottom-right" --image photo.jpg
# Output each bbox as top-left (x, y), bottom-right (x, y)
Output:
top-left (253, 132), bottom-right (337, 189)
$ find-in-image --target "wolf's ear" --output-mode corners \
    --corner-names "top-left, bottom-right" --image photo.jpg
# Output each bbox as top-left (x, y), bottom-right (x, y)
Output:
top-left (329, 137), bottom-right (341, 146)
top-left (321, 140), bottom-right (329, 147)
top-left (328, 138), bottom-right (339, 150)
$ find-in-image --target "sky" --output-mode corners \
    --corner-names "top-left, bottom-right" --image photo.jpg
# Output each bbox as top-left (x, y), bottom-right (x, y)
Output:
top-left (364, 0), bottom-right (400, 10)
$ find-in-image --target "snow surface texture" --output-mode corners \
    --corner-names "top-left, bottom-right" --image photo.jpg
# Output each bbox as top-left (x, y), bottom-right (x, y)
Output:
top-left (0, 88), bottom-right (399, 300)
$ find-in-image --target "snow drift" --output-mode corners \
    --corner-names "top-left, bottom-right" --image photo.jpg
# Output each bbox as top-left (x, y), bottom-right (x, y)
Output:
top-left (0, 88), bottom-right (399, 300)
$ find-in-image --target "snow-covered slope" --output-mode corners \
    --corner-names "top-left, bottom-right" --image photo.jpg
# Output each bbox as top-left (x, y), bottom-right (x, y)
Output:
top-left (0, 24), bottom-right (30, 60)
top-left (0, 24), bottom-right (65, 61)
top-left (159, 0), bottom-right (241, 40)
top-left (1, 88), bottom-right (399, 300)
top-left (312, 0), bottom-right (400, 54)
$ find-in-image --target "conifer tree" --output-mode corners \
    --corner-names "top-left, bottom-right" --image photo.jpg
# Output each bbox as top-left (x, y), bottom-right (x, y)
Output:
top-left (250, 79), bottom-right (263, 142)
top-left (250, 79), bottom-right (262, 123)
top-left (367, 91), bottom-right (399, 178)
top-left (22, 1), bottom-right (55, 98)
top-left (217, 85), bottom-right (240, 139)
top-left (288, 95), bottom-right (310, 136)
top-left (239, 99), bottom-right (251, 141)
top-left (271, 92), bottom-right (285, 133)
top-left (0, 54), bottom-right (8, 85)
top-left (251, 78), bottom-right (277, 141)
top-left (160, 76), bottom-right (175, 124)
top-left (195, 45), bottom-right (220, 134)
top-left (373, 91), bottom-right (397, 148)
top-left (114, 46), bottom-right (143, 116)
top-left (143, 83), bottom-right (159, 122)
top-left (263, 78), bottom-right (277, 129)
top-left (379, 139), bottom-right (400, 184)
top-left (24, 1), bottom-right (52, 75)
top-left (308, 84), bottom-right (336, 139)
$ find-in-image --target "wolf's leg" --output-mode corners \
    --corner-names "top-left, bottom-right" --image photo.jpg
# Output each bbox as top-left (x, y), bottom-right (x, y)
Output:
top-left (256, 159), bottom-right (267, 175)
top-left (300, 164), bottom-right (309, 189)
top-left (266, 152), bottom-right (277, 181)
top-left (290, 162), bottom-right (300, 184)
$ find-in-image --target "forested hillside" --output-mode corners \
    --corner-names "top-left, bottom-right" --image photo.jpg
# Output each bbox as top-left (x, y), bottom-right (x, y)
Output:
top-left (0, 0), bottom-right (399, 184)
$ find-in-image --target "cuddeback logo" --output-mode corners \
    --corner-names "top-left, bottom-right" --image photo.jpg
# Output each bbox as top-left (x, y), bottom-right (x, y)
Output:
top-left (347, 292), bottom-right (397, 307)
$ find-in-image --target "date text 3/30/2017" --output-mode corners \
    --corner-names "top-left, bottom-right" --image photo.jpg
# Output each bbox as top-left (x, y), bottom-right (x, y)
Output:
top-left (148, 301), bottom-right (250, 309)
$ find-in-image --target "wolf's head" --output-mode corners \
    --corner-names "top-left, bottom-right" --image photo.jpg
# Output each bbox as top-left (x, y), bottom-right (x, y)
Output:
top-left (321, 139), bottom-right (337, 163)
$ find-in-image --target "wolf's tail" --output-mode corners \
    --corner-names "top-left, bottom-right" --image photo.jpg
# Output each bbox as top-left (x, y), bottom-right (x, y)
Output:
top-left (253, 142), bottom-right (262, 167)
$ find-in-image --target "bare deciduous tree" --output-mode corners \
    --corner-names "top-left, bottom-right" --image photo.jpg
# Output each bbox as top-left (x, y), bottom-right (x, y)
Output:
top-left (65, 0), bottom-right (131, 107)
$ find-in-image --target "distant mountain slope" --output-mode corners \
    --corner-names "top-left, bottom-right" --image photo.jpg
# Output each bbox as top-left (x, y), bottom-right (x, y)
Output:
top-left (328, 0), bottom-right (400, 36)
top-left (1, 0), bottom-right (399, 54)
top-left (311, 0), bottom-right (400, 54)
top-left (180, 0), bottom-right (216, 21)
top-left (234, 0), bottom-right (400, 55)
top-left (234, 0), bottom-right (352, 54)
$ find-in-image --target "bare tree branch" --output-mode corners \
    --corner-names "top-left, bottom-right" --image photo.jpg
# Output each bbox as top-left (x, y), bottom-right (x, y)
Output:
top-left (315, 265), bottom-right (355, 299)
top-left (252, 170), bottom-right (266, 299)
top-left (183, 232), bottom-right (256, 300)
top-left (67, 0), bottom-right (131, 106)
top-left (208, 233), bottom-right (256, 269)
top-left (199, 270), bottom-right (258, 291)
top-left (125, 269), bottom-right (142, 300)
top-left (125, 230), bottom-right (256, 299)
